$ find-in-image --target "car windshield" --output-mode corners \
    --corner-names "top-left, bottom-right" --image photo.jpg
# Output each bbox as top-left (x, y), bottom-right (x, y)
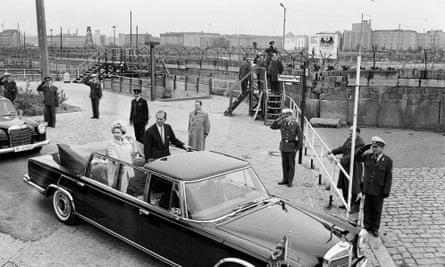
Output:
top-left (185, 168), bottom-right (269, 221)
top-left (0, 99), bottom-right (17, 116)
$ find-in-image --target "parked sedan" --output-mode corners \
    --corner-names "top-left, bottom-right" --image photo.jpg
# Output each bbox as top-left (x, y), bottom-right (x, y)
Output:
top-left (0, 96), bottom-right (48, 154)
top-left (24, 144), bottom-right (368, 267)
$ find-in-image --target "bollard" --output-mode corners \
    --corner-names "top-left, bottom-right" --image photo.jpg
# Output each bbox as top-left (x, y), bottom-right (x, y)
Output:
top-left (304, 147), bottom-right (308, 156)
top-left (310, 159), bottom-right (314, 169)
top-left (328, 195), bottom-right (333, 208)
top-left (318, 174), bottom-right (322, 185)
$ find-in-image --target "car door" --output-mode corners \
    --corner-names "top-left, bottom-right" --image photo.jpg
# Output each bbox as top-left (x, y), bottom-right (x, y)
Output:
top-left (78, 153), bottom-right (141, 243)
top-left (137, 174), bottom-right (231, 266)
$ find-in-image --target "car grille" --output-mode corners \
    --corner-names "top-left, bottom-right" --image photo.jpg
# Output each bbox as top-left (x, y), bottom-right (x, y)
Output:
top-left (329, 255), bottom-right (349, 267)
top-left (9, 127), bottom-right (32, 146)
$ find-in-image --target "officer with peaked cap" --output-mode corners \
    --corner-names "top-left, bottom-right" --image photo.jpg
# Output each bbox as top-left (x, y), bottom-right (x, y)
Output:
top-left (84, 73), bottom-right (102, 119)
top-left (37, 76), bottom-right (59, 127)
top-left (0, 72), bottom-right (18, 103)
top-left (356, 136), bottom-right (393, 237)
top-left (129, 88), bottom-right (149, 143)
top-left (270, 108), bottom-right (303, 187)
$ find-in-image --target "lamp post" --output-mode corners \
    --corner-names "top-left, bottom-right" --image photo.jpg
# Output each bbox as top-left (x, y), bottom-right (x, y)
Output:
top-left (280, 3), bottom-right (286, 50)
top-left (148, 41), bottom-right (160, 100)
top-left (112, 25), bottom-right (116, 46)
top-left (50, 28), bottom-right (53, 58)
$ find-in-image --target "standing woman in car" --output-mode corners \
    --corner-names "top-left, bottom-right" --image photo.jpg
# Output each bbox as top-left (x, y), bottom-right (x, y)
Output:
top-left (107, 120), bottom-right (140, 192)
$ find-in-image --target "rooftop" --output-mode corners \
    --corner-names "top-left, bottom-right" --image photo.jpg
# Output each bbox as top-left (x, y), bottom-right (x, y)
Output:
top-left (146, 151), bottom-right (250, 181)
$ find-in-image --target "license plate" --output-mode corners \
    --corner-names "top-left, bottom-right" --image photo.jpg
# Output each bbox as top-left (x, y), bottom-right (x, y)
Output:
top-left (14, 144), bottom-right (34, 152)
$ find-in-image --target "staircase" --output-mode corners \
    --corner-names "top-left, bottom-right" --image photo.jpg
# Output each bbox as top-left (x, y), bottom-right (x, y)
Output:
top-left (223, 92), bottom-right (249, 116)
top-left (264, 91), bottom-right (281, 125)
top-left (72, 62), bottom-right (104, 83)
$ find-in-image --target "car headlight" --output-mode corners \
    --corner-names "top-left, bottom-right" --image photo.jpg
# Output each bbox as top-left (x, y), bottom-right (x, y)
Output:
top-left (356, 229), bottom-right (368, 258)
top-left (37, 123), bottom-right (47, 134)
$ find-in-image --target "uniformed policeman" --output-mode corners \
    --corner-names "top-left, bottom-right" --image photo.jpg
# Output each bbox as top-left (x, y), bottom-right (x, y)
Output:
top-left (356, 136), bottom-right (393, 237)
top-left (0, 72), bottom-right (18, 103)
top-left (270, 108), bottom-right (303, 187)
top-left (37, 76), bottom-right (59, 128)
top-left (84, 74), bottom-right (102, 119)
top-left (129, 88), bottom-right (149, 143)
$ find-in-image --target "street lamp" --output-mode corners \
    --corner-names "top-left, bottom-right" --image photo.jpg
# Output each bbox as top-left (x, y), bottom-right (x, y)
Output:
top-left (112, 25), bottom-right (116, 46)
top-left (50, 28), bottom-right (53, 58)
top-left (280, 3), bottom-right (286, 50)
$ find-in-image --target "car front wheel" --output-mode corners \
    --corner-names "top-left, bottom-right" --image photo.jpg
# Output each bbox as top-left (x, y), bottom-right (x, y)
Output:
top-left (52, 189), bottom-right (78, 225)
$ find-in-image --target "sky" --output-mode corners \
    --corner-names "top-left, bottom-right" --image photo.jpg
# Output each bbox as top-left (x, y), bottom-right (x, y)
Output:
top-left (1, 0), bottom-right (444, 37)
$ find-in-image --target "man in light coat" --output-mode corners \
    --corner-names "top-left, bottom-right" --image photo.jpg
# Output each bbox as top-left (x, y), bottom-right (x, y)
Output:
top-left (188, 100), bottom-right (210, 151)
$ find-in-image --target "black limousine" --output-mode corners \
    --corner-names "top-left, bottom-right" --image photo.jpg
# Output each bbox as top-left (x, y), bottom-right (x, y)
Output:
top-left (24, 144), bottom-right (368, 267)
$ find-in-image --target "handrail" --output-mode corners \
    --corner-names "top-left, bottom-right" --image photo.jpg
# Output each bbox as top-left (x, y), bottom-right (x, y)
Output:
top-left (282, 93), bottom-right (352, 211)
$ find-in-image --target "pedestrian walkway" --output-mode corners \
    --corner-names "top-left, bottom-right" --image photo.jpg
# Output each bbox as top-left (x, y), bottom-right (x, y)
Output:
top-left (27, 82), bottom-right (400, 266)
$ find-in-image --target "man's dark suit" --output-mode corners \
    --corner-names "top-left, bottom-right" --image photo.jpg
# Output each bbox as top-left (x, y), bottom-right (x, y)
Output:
top-left (143, 123), bottom-right (185, 161)
top-left (357, 145), bottom-right (393, 233)
top-left (270, 117), bottom-right (303, 186)
top-left (84, 79), bottom-right (102, 118)
top-left (130, 97), bottom-right (149, 142)
top-left (37, 81), bottom-right (58, 127)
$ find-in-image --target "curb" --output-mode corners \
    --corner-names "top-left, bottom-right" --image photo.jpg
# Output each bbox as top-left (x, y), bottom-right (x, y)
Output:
top-left (369, 236), bottom-right (396, 267)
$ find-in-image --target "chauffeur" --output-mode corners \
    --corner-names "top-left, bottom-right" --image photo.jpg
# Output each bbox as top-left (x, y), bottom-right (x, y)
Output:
top-left (270, 108), bottom-right (303, 187)
top-left (129, 88), bottom-right (149, 143)
top-left (356, 136), bottom-right (393, 237)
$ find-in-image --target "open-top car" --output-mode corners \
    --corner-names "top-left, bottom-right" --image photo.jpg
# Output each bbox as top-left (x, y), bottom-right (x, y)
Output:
top-left (0, 96), bottom-right (48, 154)
top-left (24, 144), bottom-right (368, 267)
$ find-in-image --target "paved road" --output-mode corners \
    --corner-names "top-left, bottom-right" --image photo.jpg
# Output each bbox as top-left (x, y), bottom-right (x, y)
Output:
top-left (1, 81), bottom-right (443, 266)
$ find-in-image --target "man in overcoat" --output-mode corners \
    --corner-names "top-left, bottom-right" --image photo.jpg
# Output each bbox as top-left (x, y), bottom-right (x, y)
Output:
top-left (84, 74), bottom-right (102, 119)
top-left (239, 57), bottom-right (251, 95)
top-left (267, 53), bottom-right (284, 94)
top-left (188, 100), bottom-right (210, 151)
top-left (0, 72), bottom-right (18, 103)
top-left (129, 88), bottom-right (149, 143)
top-left (37, 76), bottom-right (58, 128)
top-left (270, 108), bottom-right (303, 187)
top-left (143, 110), bottom-right (189, 162)
top-left (356, 136), bottom-right (393, 237)
top-left (328, 126), bottom-right (365, 211)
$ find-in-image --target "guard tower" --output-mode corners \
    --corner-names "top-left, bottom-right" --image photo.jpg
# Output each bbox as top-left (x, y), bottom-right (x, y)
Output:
top-left (85, 26), bottom-right (94, 48)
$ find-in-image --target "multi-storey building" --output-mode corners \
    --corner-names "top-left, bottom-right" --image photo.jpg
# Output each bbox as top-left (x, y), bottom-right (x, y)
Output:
top-left (284, 33), bottom-right (308, 51)
top-left (0, 29), bottom-right (22, 48)
top-left (118, 33), bottom-right (152, 48)
top-left (417, 30), bottom-right (445, 50)
top-left (342, 20), bottom-right (372, 51)
top-left (372, 29), bottom-right (417, 51)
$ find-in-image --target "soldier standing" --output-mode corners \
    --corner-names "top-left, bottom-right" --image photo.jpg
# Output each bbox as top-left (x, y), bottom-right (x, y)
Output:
top-left (270, 108), bottom-right (303, 187)
top-left (356, 136), bottom-right (393, 237)
top-left (37, 77), bottom-right (59, 128)
top-left (0, 72), bottom-right (18, 103)
top-left (84, 74), bottom-right (102, 119)
top-left (129, 88), bottom-right (149, 143)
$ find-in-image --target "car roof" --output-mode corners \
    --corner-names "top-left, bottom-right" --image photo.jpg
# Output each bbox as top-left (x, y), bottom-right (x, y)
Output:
top-left (145, 151), bottom-right (250, 181)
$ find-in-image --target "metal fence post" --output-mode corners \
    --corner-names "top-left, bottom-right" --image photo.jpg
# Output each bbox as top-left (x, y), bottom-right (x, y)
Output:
top-left (119, 76), bottom-right (123, 92)
top-left (185, 76), bottom-right (188, 91)
top-left (129, 78), bottom-right (133, 93)
top-left (209, 78), bottom-right (213, 96)
top-left (196, 76), bottom-right (200, 93)
top-left (173, 75), bottom-right (177, 90)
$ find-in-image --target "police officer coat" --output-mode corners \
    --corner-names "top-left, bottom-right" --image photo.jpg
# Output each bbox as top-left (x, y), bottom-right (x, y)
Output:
top-left (358, 145), bottom-right (393, 197)
top-left (129, 97), bottom-right (149, 125)
top-left (37, 83), bottom-right (58, 106)
top-left (270, 118), bottom-right (303, 152)
top-left (85, 80), bottom-right (103, 99)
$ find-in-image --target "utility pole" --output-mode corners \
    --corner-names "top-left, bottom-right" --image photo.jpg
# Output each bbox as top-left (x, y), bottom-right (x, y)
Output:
top-left (280, 3), bottom-right (286, 50)
top-left (112, 25), bottom-right (116, 46)
top-left (35, 0), bottom-right (49, 79)
top-left (60, 26), bottom-right (62, 56)
top-left (424, 49), bottom-right (428, 79)
top-left (129, 11), bottom-right (132, 48)
top-left (136, 25), bottom-right (138, 51)
top-left (298, 59), bottom-right (307, 164)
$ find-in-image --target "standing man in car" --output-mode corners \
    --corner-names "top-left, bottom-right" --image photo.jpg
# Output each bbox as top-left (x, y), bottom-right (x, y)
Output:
top-left (129, 88), bottom-right (149, 143)
top-left (84, 73), bottom-right (102, 119)
top-left (270, 108), bottom-right (303, 187)
top-left (0, 72), bottom-right (18, 103)
top-left (37, 76), bottom-right (59, 128)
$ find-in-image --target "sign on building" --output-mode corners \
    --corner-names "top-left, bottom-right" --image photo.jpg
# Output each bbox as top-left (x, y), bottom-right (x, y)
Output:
top-left (308, 33), bottom-right (338, 59)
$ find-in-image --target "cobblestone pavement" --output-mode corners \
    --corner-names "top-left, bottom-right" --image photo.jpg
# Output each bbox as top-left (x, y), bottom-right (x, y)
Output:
top-left (17, 81), bottom-right (444, 266)
top-left (380, 167), bottom-right (445, 267)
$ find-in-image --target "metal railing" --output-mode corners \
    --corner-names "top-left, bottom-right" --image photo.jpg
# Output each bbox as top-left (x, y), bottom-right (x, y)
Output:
top-left (282, 94), bottom-right (352, 212)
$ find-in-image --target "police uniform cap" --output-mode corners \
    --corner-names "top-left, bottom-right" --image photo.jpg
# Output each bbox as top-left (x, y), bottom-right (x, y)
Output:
top-left (4, 72), bottom-right (10, 76)
top-left (281, 108), bottom-right (293, 115)
top-left (90, 74), bottom-right (97, 77)
top-left (269, 40), bottom-right (275, 45)
top-left (44, 76), bottom-right (52, 81)
top-left (371, 136), bottom-right (386, 146)
top-left (133, 88), bottom-right (141, 93)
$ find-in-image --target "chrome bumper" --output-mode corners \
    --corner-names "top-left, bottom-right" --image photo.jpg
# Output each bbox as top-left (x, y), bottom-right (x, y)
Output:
top-left (0, 140), bottom-right (49, 155)
top-left (23, 174), bottom-right (46, 194)
top-left (354, 257), bottom-right (368, 267)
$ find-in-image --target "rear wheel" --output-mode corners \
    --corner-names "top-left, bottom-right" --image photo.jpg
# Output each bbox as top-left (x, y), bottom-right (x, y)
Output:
top-left (52, 189), bottom-right (78, 225)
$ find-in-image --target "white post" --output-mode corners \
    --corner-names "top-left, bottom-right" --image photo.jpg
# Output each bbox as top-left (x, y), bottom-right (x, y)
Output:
top-left (348, 13), bottom-right (364, 220)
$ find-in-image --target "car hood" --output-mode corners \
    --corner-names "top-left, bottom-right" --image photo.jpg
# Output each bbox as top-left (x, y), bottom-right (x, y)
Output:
top-left (0, 116), bottom-right (39, 128)
top-left (217, 202), bottom-right (350, 265)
